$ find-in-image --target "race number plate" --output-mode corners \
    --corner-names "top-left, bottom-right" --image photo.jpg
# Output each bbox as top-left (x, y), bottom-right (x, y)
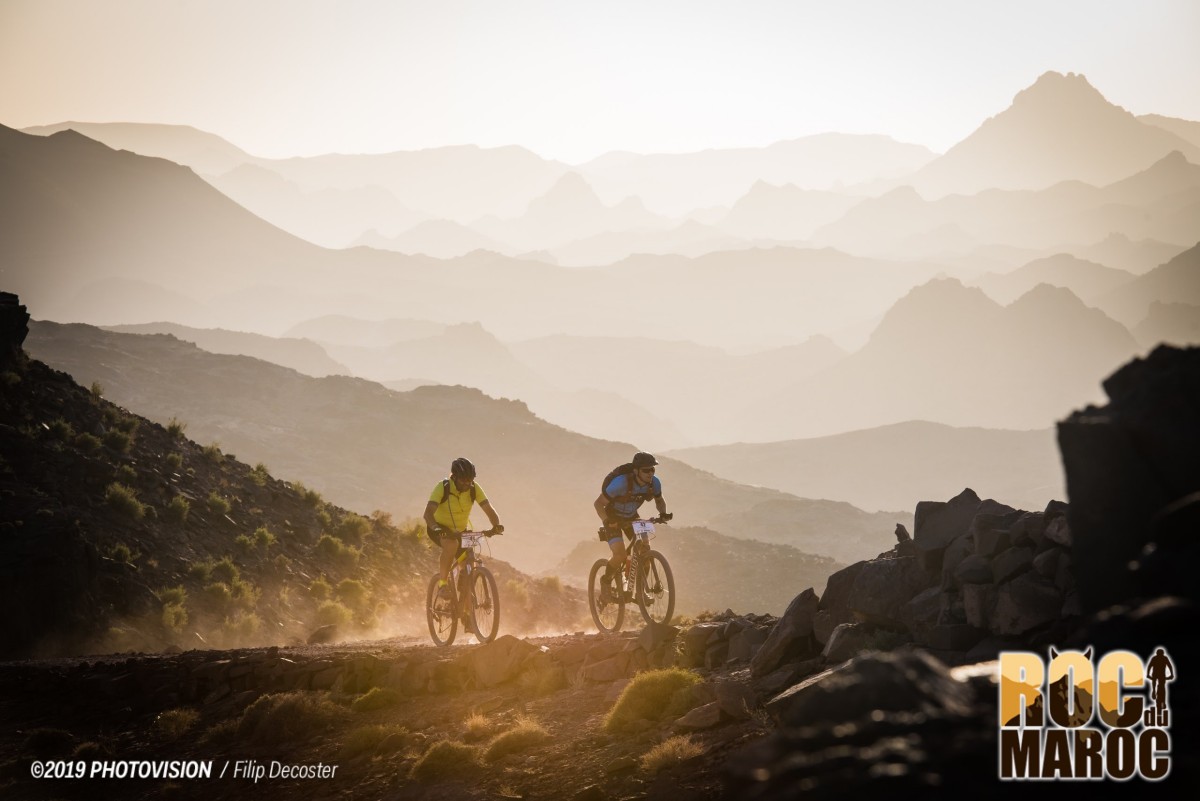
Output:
top-left (631, 520), bottom-right (655, 537)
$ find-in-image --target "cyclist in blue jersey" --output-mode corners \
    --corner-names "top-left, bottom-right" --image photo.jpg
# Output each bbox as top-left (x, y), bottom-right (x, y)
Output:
top-left (593, 451), bottom-right (672, 602)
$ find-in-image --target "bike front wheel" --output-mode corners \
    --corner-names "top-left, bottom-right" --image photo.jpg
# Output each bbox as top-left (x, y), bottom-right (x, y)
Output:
top-left (588, 558), bottom-right (624, 633)
top-left (470, 566), bottom-right (501, 643)
top-left (636, 550), bottom-right (675, 626)
top-left (426, 574), bottom-right (458, 646)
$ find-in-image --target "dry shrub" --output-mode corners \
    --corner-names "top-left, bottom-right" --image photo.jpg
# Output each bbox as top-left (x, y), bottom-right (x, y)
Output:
top-left (153, 708), bottom-right (199, 740)
top-left (604, 668), bottom-right (701, 732)
top-left (350, 687), bottom-right (401, 713)
top-left (483, 716), bottom-right (551, 762)
top-left (641, 735), bottom-right (704, 773)
top-left (463, 712), bottom-right (496, 743)
top-left (409, 739), bottom-right (479, 781)
top-left (236, 691), bottom-right (347, 745)
top-left (339, 724), bottom-right (408, 761)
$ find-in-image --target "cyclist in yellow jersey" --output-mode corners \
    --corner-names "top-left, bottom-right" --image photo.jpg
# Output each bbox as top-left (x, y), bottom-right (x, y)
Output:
top-left (423, 458), bottom-right (503, 611)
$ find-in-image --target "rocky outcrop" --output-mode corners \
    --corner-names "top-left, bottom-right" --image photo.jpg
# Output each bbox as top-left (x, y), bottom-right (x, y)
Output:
top-left (1058, 344), bottom-right (1200, 612)
top-left (0, 291), bottom-right (30, 365)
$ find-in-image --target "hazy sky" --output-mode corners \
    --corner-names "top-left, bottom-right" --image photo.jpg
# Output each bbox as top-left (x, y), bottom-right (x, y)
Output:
top-left (2, 0), bottom-right (1197, 163)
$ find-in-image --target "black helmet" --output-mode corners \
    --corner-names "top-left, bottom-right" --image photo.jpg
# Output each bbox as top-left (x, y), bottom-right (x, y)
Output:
top-left (631, 452), bottom-right (658, 469)
top-left (450, 457), bottom-right (476, 480)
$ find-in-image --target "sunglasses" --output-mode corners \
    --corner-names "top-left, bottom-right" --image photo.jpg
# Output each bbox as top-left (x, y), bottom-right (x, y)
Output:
top-left (638, 467), bottom-right (655, 475)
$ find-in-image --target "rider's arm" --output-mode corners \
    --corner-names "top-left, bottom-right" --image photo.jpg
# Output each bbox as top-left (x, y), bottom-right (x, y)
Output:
top-left (654, 494), bottom-right (668, 517)
top-left (594, 493), bottom-right (613, 523)
top-left (479, 499), bottom-right (501, 529)
top-left (423, 500), bottom-right (440, 533)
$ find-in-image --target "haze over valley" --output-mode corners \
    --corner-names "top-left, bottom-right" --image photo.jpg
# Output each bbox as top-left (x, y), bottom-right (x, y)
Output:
top-left (3, 0), bottom-right (1199, 603)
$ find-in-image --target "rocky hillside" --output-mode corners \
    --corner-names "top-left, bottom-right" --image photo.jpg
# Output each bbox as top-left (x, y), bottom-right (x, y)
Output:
top-left (0, 293), bottom-right (582, 659)
top-left (24, 319), bottom-right (899, 575)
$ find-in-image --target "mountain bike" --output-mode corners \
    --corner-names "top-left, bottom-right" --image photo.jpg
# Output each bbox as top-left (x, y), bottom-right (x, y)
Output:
top-left (588, 516), bottom-right (675, 633)
top-left (426, 529), bottom-right (502, 646)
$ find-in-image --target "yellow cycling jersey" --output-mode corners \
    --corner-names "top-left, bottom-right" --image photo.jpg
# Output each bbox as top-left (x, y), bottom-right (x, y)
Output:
top-left (429, 480), bottom-right (488, 532)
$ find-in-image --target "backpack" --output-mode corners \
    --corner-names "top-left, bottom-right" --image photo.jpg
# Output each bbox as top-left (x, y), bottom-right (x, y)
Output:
top-left (439, 478), bottom-right (477, 505)
top-left (601, 463), bottom-right (658, 503)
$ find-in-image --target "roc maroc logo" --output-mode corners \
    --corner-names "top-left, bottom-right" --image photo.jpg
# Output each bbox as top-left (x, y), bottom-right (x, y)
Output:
top-left (999, 647), bottom-right (1175, 781)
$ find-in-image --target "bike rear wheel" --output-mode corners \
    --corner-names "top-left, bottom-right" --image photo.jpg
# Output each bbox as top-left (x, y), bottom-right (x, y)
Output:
top-left (588, 558), bottom-right (624, 633)
top-left (426, 574), bottom-right (458, 646)
top-left (636, 550), bottom-right (675, 625)
top-left (470, 566), bottom-right (501, 643)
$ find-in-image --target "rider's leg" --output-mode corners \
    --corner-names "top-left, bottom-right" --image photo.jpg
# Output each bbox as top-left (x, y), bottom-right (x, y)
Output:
top-left (607, 538), bottom-right (627, 576)
top-left (439, 536), bottom-right (458, 582)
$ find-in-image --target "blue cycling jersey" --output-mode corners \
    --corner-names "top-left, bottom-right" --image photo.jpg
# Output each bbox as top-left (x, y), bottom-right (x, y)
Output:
top-left (604, 473), bottom-right (662, 519)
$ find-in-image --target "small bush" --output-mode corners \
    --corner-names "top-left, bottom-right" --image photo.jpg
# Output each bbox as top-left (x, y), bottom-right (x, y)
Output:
top-left (250, 463), bottom-right (270, 486)
top-left (165, 495), bottom-right (190, 524)
top-left (209, 556), bottom-right (239, 585)
top-left (201, 719), bottom-right (239, 747)
top-left (90, 380), bottom-right (104, 398)
top-left (304, 487), bottom-right (324, 507)
top-left (207, 492), bottom-right (231, 515)
top-left (75, 432), bottom-right (102, 452)
top-left (229, 578), bottom-right (260, 610)
top-left (114, 416), bottom-right (139, 435)
top-left (463, 713), bottom-right (496, 743)
top-left (237, 692), bottom-right (347, 745)
top-left (202, 442), bottom-right (223, 463)
top-left (410, 740), bottom-right (479, 781)
top-left (153, 708), bottom-right (199, 740)
top-left (641, 735), bottom-right (704, 773)
top-left (351, 687), bottom-right (401, 713)
top-left (334, 515), bottom-right (371, 546)
top-left (1, 370), bottom-right (20, 387)
top-left (107, 541), bottom-right (140, 565)
top-left (162, 602), bottom-right (188, 633)
top-left (167, 417), bottom-right (187, 438)
top-left (506, 579), bottom-right (530, 609)
top-left (23, 727), bottom-right (76, 758)
top-left (103, 429), bottom-right (132, 453)
top-left (339, 724), bottom-right (407, 761)
top-left (604, 668), bottom-right (701, 732)
top-left (48, 418), bottom-right (74, 441)
top-left (202, 582), bottom-right (234, 612)
top-left (315, 534), bottom-right (360, 566)
top-left (537, 575), bottom-right (563, 593)
top-left (159, 585), bottom-right (187, 606)
top-left (235, 534), bottom-right (255, 553)
top-left (336, 579), bottom-right (369, 609)
top-left (253, 526), bottom-right (276, 549)
top-left (187, 560), bottom-right (214, 583)
top-left (308, 577), bottom-right (332, 601)
top-left (165, 452), bottom-right (183, 470)
top-left (315, 600), bottom-right (352, 627)
top-left (222, 611), bottom-right (262, 640)
top-left (483, 717), bottom-right (551, 762)
top-left (115, 464), bottom-right (138, 485)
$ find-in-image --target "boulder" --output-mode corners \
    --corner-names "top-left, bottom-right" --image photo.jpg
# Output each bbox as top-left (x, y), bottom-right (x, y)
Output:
top-left (811, 609), bottom-right (854, 646)
top-left (766, 649), bottom-right (975, 727)
top-left (961, 583), bottom-right (997, 630)
top-left (899, 586), bottom-right (942, 641)
top-left (1008, 512), bottom-right (1046, 547)
top-left (1043, 516), bottom-right (1072, 547)
top-left (0, 292), bottom-right (30, 365)
top-left (680, 622), bottom-right (723, 667)
top-left (953, 553), bottom-right (992, 585)
top-left (821, 622), bottom-right (873, 663)
top-left (463, 635), bottom-right (539, 688)
top-left (749, 588), bottom-right (820, 678)
top-left (913, 488), bottom-right (982, 572)
top-left (991, 546), bottom-right (1034, 583)
top-left (940, 534), bottom-right (976, 587)
top-left (846, 556), bottom-right (930, 627)
top-left (1057, 346), bottom-right (1200, 612)
top-left (991, 572), bottom-right (1063, 635)
top-left (727, 624), bottom-right (770, 662)
top-left (818, 562), bottom-right (866, 612)
top-left (674, 701), bottom-right (723, 731)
